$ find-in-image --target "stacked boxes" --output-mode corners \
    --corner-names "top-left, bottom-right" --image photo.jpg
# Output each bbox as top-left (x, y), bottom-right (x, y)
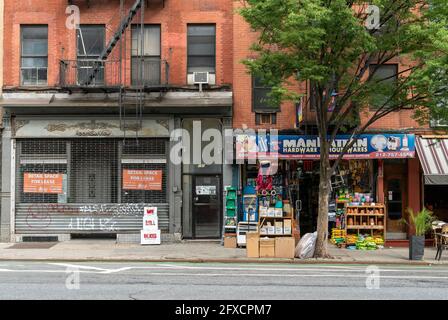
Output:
top-left (248, 235), bottom-right (295, 259)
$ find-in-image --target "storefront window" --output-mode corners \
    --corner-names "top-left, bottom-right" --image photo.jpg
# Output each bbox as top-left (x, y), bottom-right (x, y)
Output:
top-left (18, 140), bottom-right (68, 204)
top-left (336, 160), bottom-right (373, 194)
top-left (17, 139), bottom-right (168, 205)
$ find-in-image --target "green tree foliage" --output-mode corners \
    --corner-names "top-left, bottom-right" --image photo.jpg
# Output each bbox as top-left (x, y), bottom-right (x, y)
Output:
top-left (238, 0), bottom-right (448, 257)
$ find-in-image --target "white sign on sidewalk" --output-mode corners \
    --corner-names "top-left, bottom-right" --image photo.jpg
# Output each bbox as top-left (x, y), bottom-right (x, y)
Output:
top-left (141, 229), bottom-right (161, 245)
top-left (141, 206), bottom-right (161, 245)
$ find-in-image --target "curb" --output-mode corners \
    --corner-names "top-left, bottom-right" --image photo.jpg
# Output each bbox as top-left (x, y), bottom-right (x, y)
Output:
top-left (0, 257), bottom-right (440, 266)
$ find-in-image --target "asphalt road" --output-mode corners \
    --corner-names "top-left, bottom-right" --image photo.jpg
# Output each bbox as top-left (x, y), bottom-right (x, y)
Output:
top-left (0, 261), bottom-right (447, 300)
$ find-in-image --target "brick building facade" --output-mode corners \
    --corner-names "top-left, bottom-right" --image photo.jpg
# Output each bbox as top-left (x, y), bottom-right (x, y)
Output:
top-left (0, 1), bottom-right (446, 244)
top-left (0, 0), bottom-right (234, 242)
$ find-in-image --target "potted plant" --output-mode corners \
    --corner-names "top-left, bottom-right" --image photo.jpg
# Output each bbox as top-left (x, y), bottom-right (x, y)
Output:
top-left (403, 208), bottom-right (435, 260)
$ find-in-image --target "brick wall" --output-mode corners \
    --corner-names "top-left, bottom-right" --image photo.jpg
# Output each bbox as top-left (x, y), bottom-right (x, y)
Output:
top-left (3, 0), bottom-right (234, 87)
top-left (232, 1), bottom-right (429, 132)
top-left (2, 0), bottom-right (433, 133)
top-left (232, 1), bottom-right (304, 131)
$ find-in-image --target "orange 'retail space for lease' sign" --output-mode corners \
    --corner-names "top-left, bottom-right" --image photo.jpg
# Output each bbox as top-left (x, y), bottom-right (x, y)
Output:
top-left (23, 173), bottom-right (64, 194)
top-left (122, 169), bottom-right (163, 191)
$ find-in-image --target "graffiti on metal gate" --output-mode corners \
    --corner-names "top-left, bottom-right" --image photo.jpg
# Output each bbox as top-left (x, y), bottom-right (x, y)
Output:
top-left (24, 203), bottom-right (148, 230)
top-left (78, 203), bottom-right (144, 216)
top-left (67, 217), bottom-right (117, 232)
top-left (26, 205), bottom-right (53, 229)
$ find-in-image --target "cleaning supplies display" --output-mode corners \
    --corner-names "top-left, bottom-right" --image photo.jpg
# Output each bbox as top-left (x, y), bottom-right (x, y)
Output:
top-left (346, 235), bottom-right (384, 250)
top-left (242, 194), bottom-right (258, 222)
top-left (336, 189), bottom-right (374, 206)
top-left (355, 235), bottom-right (384, 250)
top-left (330, 228), bottom-right (346, 247)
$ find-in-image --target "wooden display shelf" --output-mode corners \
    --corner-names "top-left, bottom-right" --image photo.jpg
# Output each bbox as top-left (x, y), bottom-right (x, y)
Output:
top-left (259, 216), bottom-right (293, 219)
top-left (346, 204), bottom-right (385, 208)
top-left (346, 225), bottom-right (384, 229)
top-left (346, 213), bottom-right (384, 217)
top-left (344, 202), bottom-right (386, 238)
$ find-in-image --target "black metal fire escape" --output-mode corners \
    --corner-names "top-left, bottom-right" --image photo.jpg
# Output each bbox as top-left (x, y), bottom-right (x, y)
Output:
top-left (83, 0), bottom-right (144, 86)
top-left (77, 0), bottom-right (151, 143)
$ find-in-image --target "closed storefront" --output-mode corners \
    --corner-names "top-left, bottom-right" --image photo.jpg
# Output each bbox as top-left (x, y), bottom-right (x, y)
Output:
top-left (12, 118), bottom-right (171, 236)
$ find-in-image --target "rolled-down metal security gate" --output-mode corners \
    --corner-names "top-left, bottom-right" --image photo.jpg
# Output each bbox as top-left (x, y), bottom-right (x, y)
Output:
top-left (15, 203), bottom-right (169, 233)
top-left (15, 138), bottom-right (170, 234)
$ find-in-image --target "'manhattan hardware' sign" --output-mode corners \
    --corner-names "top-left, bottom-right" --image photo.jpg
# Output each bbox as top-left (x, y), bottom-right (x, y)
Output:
top-left (236, 134), bottom-right (415, 159)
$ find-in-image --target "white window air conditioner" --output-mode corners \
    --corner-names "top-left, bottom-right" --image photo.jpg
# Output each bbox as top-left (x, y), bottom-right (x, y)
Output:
top-left (193, 72), bottom-right (209, 84)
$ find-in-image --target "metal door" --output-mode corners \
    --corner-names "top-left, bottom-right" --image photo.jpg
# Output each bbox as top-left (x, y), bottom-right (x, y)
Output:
top-left (192, 175), bottom-right (221, 238)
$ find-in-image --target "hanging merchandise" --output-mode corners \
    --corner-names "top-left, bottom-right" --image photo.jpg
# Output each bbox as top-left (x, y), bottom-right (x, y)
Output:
top-left (256, 161), bottom-right (273, 192)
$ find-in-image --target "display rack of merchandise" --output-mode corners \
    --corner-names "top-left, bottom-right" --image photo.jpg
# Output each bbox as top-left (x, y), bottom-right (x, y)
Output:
top-left (258, 196), bottom-right (294, 237)
top-left (331, 228), bottom-right (346, 247)
top-left (345, 204), bottom-right (386, 240)
top-left (224, 187), bottom-right (238, 236)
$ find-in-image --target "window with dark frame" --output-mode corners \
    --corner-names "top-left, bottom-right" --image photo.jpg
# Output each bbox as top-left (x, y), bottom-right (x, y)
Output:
top-left (20, 25), bottom-right (48, 86)
top-left (253, 76), bottom-right (279, 124)
top-left (131, 25), bottom-right (161, 86)
top-left (76, 25), bottom-right (105, 85)
top-left (369, 64), bottom-right (398, 110)
top-left (255, 113), bottom-right (277, 125)
top-left (187, 24), bottom-right (216, 73)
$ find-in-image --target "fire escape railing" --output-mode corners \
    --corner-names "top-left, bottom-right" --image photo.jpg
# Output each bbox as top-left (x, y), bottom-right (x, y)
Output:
top-left (59, 58), bottom-right (169, 88)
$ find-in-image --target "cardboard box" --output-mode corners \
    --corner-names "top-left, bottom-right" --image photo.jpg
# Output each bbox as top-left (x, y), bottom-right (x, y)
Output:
top-left (246, 232), bottom-right (260, 258)
top-left (259, 206), bottom-right (268, 217)
top-left (143, 215), bottom-right (158, 230)
top-left (259, 238), bottom-right (275, 258)
top-left (140, 229), bottom-right (161, 245)
top-left (267, 226), bottom-right (275, 235)
top-left (275, 237), bottom-right (295, 258)
top-left (260, 227), bottom-right (267, 235)
top-left (224, 236), bottom-right (237, 248)
top-left (267, 208), bottom-right (275, 217)
top-left (275, 221), bottom-right (283, 235)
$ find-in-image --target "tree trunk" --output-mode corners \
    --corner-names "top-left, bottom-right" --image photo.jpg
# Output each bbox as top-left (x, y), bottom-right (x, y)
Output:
top-left (314, 138), bottom-right (331, 258)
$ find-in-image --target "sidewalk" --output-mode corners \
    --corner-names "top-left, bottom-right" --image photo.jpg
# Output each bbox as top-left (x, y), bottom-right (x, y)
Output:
top-left (0, 240), bottom-right (446, 265)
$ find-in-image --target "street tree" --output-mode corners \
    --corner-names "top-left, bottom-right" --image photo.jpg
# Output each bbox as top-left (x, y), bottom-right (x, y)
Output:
top-left (238, 0), bottom-right (448, 257)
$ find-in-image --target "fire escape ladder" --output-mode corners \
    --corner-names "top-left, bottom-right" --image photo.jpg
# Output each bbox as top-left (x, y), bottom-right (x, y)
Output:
top-left (83, 0), bottom-right (143, 86)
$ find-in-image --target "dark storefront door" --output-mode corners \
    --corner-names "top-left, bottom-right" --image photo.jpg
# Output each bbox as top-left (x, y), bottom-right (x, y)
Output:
top-left (384, 161), bottom-right (408, 238)
top-left (192, 175), bottom-right (221, 238)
